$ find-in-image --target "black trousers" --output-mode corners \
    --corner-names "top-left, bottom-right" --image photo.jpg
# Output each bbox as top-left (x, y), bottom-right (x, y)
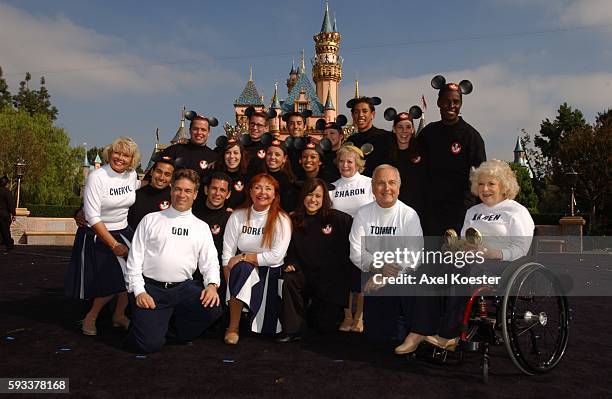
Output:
top-left (0, 215), bottom-right (14, 249)
top-left (126, 280), bottom-right (223, 353)
top-left (363, 282), bottom-right (440, 343)
top-left (280, 271), bottom-right (342, 334)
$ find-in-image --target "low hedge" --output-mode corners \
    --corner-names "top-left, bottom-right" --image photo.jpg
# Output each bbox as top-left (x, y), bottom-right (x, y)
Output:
top-left (24, 204), bottom-right (81, 218)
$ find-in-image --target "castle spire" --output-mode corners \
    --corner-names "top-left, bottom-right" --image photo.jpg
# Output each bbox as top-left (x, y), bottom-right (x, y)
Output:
top-left (249, 65), bottom-right (253, 81)
top-left (333, 13), bottom-right (337, 31)
top-left (354, 79), bottom-right (360, 98)
top-left (290, 59), bottom-right (296, 75)
top-left (324, 83), bottom-right (335, 110)
top-left (321, 0), bottom-right (333, 33)
top-left (82, 143), bottom-right (90, 167)
top-left (297, 50), bottom-right (305, 75)
top-left (171, 105), bottom-right (188, 144)
top-left (270, 81), bottom-right (281, 109)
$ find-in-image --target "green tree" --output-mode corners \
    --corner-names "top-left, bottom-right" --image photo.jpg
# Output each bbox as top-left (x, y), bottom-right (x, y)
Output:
top-left (0, 67), bottom-right (12, 110)
top-left (556, 117), bottom-right (611, 234)
top-left (0, 109), bottom-right (81, 206)
top-left (12, 72), bottom-right (58, 121)
top-left (509, 163), bottom-right (538, 214)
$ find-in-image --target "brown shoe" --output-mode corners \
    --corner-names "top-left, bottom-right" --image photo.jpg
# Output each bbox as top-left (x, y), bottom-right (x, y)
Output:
top-left (224, 330), bottom-right (239, 345)
top-left (112, 316), bottom-right (131, 330)
top-left (394, 334), bottom-right (425, 355)
top-left (81, 318), bottom-right (97, 336)
top-left (425, 335), bottom-right (458, 351)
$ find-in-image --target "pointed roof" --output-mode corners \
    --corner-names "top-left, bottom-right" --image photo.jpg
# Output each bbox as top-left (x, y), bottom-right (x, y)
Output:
top-left (82, 144), bottom-right (90, 167)
top-left (354, 79), bottom-right (360, 98)
top-left (514, 136), bottom-right (524, 152)
top-left (94, 154), bottom-right (102, 164)
top-left (171, 106), bottom-right (188, 143)
top-left (290, 59), bottom-right (296, 75)
top-left (321, 1), bottom-right (333, 33)
top-left (270, 82), bottom-right (281, 110)
top-left (333, 13), bottom-right (337, 31)
top-left (297, 50), bottom-right (306, 75)
top-left (324, 86), bottom-right (335, 110)
top-left (281, 73), bottom-right (325, 116)
top-left (235, 68), bottom-right (264, 106)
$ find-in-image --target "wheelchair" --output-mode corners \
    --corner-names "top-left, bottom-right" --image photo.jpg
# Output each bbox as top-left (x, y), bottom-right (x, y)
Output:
top-left (432, 229), bottom-right (571, 383)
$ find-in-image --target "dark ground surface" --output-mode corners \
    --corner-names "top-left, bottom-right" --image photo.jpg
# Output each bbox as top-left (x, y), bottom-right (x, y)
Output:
top-left (1, 246), bottom-right (611, 399)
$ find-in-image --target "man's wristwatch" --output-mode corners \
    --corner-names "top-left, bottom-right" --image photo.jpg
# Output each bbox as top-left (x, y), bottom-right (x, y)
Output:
top-left (207, 283), bottom-right (219, 289)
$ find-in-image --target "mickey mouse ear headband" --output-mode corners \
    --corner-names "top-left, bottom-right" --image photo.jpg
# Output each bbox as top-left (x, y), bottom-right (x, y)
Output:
top-left (245, 106), bottom-right (278, 121)
top-left (315, 114), bottom-right (348, 131)
top-left (383, 106), bottom-right (423, 125)
top-left (266, 139), bottom-right (288, 154)
top-left (281, 109), bottom-right (313, 122)
top-left (184, 110), bottom-right (218, 127)
top-left (230, 131), bottom-right (275, 148)
top-left (285, 136), bottom-right (331, 155)
top-left (431, 75), bottom-right (473, 96)
top-left (346, 96), bottom-right (382, 109)
top-left (150, 153), bottom-right (176, 167)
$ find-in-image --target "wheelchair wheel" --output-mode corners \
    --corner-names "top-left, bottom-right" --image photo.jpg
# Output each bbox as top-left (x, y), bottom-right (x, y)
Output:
top-left (501, 262), bottom-right (570, 375)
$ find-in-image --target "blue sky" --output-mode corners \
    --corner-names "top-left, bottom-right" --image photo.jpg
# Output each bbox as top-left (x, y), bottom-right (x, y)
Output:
top-left (1, 0), bottom-right (611, 162)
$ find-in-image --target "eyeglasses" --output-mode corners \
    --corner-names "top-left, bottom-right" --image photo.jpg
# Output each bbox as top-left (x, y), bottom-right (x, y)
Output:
top-left (249, 122), bottom-right (267, 129)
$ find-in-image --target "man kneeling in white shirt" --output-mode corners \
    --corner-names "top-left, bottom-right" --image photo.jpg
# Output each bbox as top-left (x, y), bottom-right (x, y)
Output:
top-left (125, 169), bottom-right (222, 353)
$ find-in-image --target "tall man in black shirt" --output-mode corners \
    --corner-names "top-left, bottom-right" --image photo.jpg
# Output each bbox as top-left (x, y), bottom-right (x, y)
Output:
top-left (0, 176), bottom-right (16, 251)
top-left (418, 76), bottom-right (486, 236)
top-left (346, 97), bottom-right (392, 177)
top-left (162, 113), bottom-right (219, 176)
top-left (127, 157), bottom-right (174, 229)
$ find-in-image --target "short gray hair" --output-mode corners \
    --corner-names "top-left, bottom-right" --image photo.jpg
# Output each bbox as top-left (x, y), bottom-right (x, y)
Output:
top-left (372, 164), bottom-right (401, 186)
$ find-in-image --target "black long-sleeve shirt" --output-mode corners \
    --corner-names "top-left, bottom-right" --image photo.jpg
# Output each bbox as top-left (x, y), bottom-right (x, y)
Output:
top-left (161, 141), bottom-right (218, 177)
top-left (0, 187), bottom-right (16, 217)
top-left (346, 126), bottom-right (393, 177)
top-left (418, 117), bottom-right (486, 234)
top-left (127, 185), bottom-right (171, 229)
top-left (286, 209), bottom-right (353, 306)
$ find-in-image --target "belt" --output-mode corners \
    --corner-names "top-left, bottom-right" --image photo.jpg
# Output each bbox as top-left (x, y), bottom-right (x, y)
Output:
top-left (143, 276), bottom-right (186, 289)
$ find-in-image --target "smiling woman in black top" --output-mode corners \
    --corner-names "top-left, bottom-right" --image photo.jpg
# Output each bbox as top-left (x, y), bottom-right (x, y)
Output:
top-left (277, 178), bottom-right (353, 342)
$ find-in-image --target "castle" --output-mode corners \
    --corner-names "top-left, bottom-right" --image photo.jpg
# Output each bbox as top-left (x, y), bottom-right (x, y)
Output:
top-left (232, 1), bottom-right (343, 139)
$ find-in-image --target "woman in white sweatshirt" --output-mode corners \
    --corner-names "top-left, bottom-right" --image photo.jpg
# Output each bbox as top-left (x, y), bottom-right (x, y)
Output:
top-left (430, 159), bottom-right (535, 350)
top-left (222, 173), bottom-right (291, 344)
top-left (65, 137), bottom-right (141, 336)
top-left (330, 145), bottom-right (375, 333)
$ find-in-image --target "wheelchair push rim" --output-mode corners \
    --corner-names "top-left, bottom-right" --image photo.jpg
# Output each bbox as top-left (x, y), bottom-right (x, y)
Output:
top-left (501, 262), bottom-right (570, 375)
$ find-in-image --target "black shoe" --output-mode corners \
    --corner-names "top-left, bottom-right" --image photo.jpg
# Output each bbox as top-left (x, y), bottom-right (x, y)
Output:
top-left (276, 333), bottom-right (302, 343)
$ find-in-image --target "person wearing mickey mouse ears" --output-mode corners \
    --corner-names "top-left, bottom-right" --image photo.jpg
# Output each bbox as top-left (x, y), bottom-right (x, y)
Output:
top-left (346, 96), bottom-right (393, 177)
top-left (127, 155), bottom-right (174, 230)
top-left (385, 106), bottom-right (427, 219)
top-left (418, 76), bottom-right (486, 236)
top-left (242, 107), bottom-right (277, 179)
top-left (161, 111), bottom-right (219, 179)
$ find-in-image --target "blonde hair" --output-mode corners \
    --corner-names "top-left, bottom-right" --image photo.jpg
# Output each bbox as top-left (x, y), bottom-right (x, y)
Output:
top-left (335, 145), bottom-right (365, 173)
top-left (470, 160), bottom-right (520, 200)
top-left (102, 136), bottom-right (141, 171)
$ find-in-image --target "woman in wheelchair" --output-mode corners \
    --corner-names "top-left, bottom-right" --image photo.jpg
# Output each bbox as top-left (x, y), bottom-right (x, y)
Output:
top-left (428, 159), bottom-right (535, 350)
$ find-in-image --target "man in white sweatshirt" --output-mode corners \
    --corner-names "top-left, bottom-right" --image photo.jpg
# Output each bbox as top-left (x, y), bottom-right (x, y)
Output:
top-left (349, 165), bottom-right (435, 343)
top-left (125, 169), bottom-right (222, 353)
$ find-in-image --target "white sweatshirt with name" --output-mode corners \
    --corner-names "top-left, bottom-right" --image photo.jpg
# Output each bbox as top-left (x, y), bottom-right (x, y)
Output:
top-left (84, 164), bottom-right (139, 230)
top-left (222, 207), bottom-right (291, 268)
top-left (126, 206), bottom-right (220, 296)
top-left (349, 200), bottom-right (423, 272)
top-left (330, 173), bottom-right (375, 217)
top-left (461, 199), bottom-right (535, 261)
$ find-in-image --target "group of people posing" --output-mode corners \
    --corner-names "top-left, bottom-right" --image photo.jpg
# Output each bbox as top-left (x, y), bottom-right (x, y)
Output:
top-left (64, 75), bottom-right (535, 355)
